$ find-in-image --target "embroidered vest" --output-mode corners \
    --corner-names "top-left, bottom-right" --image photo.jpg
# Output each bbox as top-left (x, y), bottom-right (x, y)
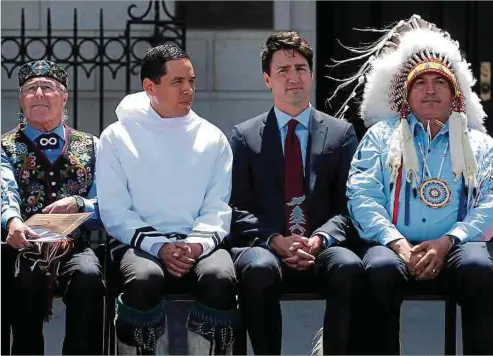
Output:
top-left (1, 124), bottom-right (95, 241)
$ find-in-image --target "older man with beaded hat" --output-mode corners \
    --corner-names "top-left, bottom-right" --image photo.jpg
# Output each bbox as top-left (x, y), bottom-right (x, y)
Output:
top-left (1, 60), bottom-right (105, 355)
top-left (322, 15), bottom-right (493, 355)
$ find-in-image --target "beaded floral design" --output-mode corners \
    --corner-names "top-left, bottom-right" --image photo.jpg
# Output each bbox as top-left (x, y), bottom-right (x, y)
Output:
top-left (1, 127), bottom-right (94, 219)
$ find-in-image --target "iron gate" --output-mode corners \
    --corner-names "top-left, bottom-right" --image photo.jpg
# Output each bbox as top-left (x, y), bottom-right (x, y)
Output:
top-left (1, 0), bottom-right (187, 133)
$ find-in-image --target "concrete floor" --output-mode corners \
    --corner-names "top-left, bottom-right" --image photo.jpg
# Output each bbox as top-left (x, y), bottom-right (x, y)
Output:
top-left (41, 299), bottom-right (463, 355)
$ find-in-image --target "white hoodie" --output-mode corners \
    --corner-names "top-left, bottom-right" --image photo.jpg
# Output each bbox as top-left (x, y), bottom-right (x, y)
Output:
top-left (97, 91), bottom-right (233, 258)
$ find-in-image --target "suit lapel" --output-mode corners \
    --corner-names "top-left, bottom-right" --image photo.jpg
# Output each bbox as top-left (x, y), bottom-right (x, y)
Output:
top-left (306, 110), bottom-right (328, 193)
top-left (260, 108), bottom-right (285, 189)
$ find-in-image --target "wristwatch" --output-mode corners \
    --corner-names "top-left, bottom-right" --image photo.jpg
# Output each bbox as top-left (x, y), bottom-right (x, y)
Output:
top-left (446, 234), bottom-right (460, 247)
top-left (73, 195), bottom-right (85, 212)
top-left (313, 233), bottom-right (329, 250)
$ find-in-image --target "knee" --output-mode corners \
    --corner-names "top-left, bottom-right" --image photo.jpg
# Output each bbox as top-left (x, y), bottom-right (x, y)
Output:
top-left (240, 259), bottom-right (280, 295)
top-left (197, 264), bottom-right (237, 309)
top-left (69, 264), bottom-right (104, 296)
top-left (64, 264), bottom-right (104, 312)
top-left (323, 255), bottom-right (365, 296)
top-left (457, 256), bottom-right (493, 293)
top-left (365, 253), bottom-right (404, 288)
top-left (330, 257), bottom-right (364, 285)
top-left (124, 262), bottom-right (164, 291)
top-left (122, 265), bottom-right (165, 309)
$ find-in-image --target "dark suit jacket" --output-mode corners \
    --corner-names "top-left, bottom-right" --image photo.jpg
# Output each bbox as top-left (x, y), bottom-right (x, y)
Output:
top-left (228, 107), bottom-right (359, 248)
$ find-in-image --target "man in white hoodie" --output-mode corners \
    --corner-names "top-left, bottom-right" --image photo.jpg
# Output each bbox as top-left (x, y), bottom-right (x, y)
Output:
top-left (96, 44), bottom-right (239, 355)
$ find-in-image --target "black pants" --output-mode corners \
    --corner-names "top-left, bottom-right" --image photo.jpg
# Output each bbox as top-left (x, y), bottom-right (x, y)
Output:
top-left (361, 242), bottom-right (493, 355)
top-left (1, 244), bottom-right (15, 356)
top-left (7, 244), bottom-right (104, 355)
top-left (118, 247), bottom-right (237, 312)
top-left (231, 245), bottom-right (366, 355)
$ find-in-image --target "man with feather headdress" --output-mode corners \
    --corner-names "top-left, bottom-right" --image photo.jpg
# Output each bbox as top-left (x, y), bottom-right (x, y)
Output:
top-left (336, 14), bottom-right (493, 355)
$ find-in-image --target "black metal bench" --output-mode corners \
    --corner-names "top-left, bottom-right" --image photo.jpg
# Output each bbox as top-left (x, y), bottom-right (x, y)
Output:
top-left (101, 235), bottom-right (460, 356)
top-left (231, 292), bottom-right (457, 355)
top-left (104, 290), bottom-right (457, 355)
top-left (103, 243), bottom-right (493, 355)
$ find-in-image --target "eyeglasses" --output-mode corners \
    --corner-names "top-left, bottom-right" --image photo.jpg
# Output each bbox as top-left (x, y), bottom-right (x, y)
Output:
top-left (20, 83), bottom-right (64, 94)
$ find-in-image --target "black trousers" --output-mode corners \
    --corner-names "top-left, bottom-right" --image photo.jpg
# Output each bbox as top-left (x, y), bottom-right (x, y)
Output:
top-left (1, 244), bottom-right (15, 356)
top-left (361, 242), bottom-right (493, 355)
top-left (231, 245), bottom-right (367, 355)
top-left (118, 247), bottom-right (237, 312)
top-left (5, 243), bottom-right (104, 355)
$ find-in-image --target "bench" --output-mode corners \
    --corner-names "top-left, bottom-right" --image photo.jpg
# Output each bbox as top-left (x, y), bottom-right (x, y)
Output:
top-left (232, 292), bottom-right (457, 355)
top-left (103, 242), bottom-right (493, 354)
top-left (1, 239), bottom-right (459, 355)
top-left (104, 291), bottom-right (457, 355)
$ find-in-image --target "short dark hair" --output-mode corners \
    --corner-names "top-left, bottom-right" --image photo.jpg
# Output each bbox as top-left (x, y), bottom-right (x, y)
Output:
top-left (260, 30), bottom-right (313, 75)
top-left (140, 44), bottom-right (189, 84)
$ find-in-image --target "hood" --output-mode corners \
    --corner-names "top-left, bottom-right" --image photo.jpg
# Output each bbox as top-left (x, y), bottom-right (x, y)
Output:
top-left (114, 91), bottom-right (196, 128)
top-left (115, 91), bottom-right (153, 123)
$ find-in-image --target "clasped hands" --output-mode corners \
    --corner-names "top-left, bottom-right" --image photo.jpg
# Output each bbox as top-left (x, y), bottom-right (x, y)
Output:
top-left (269, 234), bottom-right (324, 271)
top-left (389, 235), bottom-right (453, 280)
top-left (158, 242), bottom-right (203, 278)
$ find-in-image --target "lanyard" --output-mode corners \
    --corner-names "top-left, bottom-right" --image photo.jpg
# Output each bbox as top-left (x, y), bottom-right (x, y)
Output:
top-left (417, 140), bottom-right (449, 183)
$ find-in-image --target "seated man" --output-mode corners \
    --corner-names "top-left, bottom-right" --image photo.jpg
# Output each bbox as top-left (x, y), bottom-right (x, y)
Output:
top-left (97, 44), bottom-right (239, 355)
top-left (1, 60), bottom-right (105, 355)
top-left (341, 15), bottom-right (493, 355)
top-left (228, 30), bottom-right (366, 355)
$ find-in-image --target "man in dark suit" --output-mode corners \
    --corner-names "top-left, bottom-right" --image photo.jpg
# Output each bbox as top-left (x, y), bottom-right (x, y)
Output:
top-left (227, 30), bottom-right (366, 355)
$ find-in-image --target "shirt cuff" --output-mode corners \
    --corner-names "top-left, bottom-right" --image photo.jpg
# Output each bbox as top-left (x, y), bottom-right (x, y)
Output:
top-left (380, 228), bottom-right (406, 246)
top-left (149, 241), bottom-right (171, 258)
top-left (139, 236), bottom-right (172, 257)
top-left (1, 209), bottom-right (22, 230)
top-left (83, 199), bottom-right (105, 231)
top-left (264, 233), bottom-right (282, 251)
top-left (310, 232), bottom-right (336, 249)
top-left (445, 226), bottom-right (470, 243)
top-left (83, 197), bottom-right (96, 213)
top-left (185, 231), bottom-right (221, 259)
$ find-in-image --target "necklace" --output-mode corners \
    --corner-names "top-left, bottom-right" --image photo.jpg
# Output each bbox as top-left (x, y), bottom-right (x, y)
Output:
top-left (417, 141), bottom-right (451, 208)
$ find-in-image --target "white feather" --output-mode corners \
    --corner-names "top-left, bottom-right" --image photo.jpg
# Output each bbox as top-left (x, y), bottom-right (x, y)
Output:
top-left (400, 118), bottom-right (419, 187)
top-left (449, 112), bottom-right (467, 180)
top-left (461, 113), bottom-right (478, 186)
top-left (387, 121), bottom-right (403, 175)
top-left (310, 327), bottom-right (324, 356)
